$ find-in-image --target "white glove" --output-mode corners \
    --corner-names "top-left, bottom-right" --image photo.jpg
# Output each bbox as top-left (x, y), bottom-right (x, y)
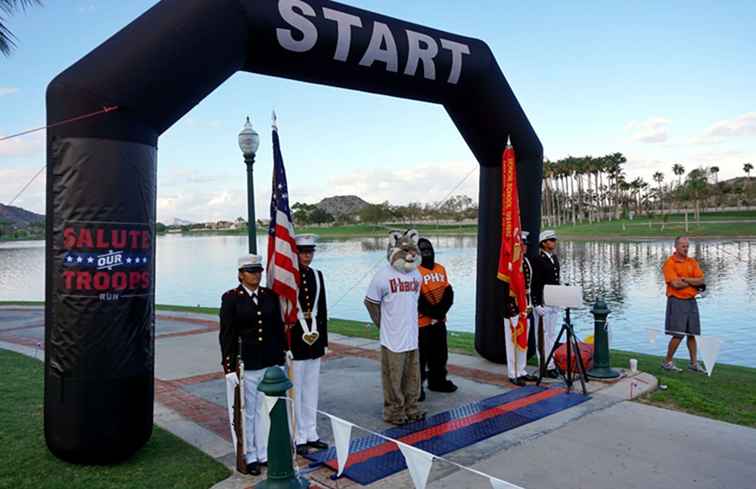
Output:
top-left (534, 306), bottom-right (545, 317)
top-left (324, 347), bottom-right (330, 356)
top-left (285, 350), bottom-right (294, 361)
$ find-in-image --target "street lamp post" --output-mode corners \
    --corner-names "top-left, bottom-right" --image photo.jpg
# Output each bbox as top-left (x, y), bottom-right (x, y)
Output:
top-left (238, 116), bottom-right (260, 253)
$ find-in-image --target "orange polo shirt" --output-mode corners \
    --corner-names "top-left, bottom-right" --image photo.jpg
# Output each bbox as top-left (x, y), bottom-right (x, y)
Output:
top-left (662, 254), bottom-right (704, 299)
top-left (418, 263), bottom-right (449, 327)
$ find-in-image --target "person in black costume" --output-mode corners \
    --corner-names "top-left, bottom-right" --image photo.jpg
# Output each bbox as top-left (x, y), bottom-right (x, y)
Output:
top-left (219, 254), bottom-right (286, 476)
top-left (417, 237), bottom-right (457, 401)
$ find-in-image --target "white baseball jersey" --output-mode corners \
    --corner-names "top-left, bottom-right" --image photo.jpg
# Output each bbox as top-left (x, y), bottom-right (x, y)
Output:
top-left (366, 263), bottom-right (422, 353)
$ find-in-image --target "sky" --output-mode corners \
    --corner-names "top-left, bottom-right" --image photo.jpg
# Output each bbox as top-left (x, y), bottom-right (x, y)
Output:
top-left (1, 0), bottom-right (755, 224)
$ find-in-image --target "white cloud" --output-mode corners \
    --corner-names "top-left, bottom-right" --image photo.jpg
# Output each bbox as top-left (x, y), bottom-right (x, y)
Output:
top-left (0, 131), bottom-right (45, 158)
top-left (0, 87), bottom-right (19, 97)
top-left (702, 112), bottom-right (756, 139)
top-left (626, 117), bottom-right (670, 143)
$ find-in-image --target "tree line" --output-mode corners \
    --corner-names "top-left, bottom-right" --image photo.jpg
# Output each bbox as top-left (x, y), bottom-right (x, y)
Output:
top-left (542, 154), bottom-right (754, 225)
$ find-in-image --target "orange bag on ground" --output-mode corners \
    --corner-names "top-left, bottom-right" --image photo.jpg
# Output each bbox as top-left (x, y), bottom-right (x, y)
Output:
top-left (554, 342), bottom-right (594, 373)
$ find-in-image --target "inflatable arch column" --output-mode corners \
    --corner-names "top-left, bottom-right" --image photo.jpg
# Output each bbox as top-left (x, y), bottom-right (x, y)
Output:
top-left (45, 0), bottom-right (542, 462)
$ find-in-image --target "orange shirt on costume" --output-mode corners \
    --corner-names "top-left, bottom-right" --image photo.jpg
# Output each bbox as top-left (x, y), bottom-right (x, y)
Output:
top-left (662, 255), bottom-right (704, 299)
top-left (418, 263), bottom-right (449, 327)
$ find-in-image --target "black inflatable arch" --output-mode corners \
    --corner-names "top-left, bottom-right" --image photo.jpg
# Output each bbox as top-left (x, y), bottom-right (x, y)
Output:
top-left (45, 0), bottom-right (542, 463)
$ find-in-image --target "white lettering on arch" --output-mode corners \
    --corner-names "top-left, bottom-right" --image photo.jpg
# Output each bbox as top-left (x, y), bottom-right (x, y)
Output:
top-left (404, 30), bottom-right (439, 80)
top-left (359, 21), bottom-right (399, 72)
top-left (322, 7), bottom-right (363, 62)
top-left (276, 0), bottom-right (318, 53)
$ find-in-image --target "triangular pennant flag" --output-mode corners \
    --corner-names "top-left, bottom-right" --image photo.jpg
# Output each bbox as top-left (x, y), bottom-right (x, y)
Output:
top-left (489, 476), bottom-right (525, 489)
top-left (329, 415), bottom-right (353, 476)
top-left (224, 373), bottom-right (240, 447)
top-left (647, 328), bottom-right (658, 344)
top-left (259, 395), bottom-right (279, 441)
top-left (698, 336), bottom-right (721, 377)
top-left (397, 442), bottom-right (433, 489)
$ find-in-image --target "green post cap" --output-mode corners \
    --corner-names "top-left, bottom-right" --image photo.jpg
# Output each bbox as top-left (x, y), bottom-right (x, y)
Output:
top-left (257, 367), bottom-right (293, 396)
top-left (591, 298), bottom-right (610, 317)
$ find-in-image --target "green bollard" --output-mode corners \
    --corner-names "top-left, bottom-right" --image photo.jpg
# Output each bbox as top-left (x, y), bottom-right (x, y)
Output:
top-left (587, 299), bottom-right (620, 379)
top-left (256, 367), bottom-right (309, 489)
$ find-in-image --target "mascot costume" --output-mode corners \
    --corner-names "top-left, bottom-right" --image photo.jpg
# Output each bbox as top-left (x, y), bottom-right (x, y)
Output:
top-left (364, 230), bottom-right (426, 426)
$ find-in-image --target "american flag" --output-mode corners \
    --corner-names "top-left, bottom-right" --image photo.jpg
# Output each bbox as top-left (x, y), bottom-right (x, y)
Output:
top-left (266, 114), bottom-right (300, 325)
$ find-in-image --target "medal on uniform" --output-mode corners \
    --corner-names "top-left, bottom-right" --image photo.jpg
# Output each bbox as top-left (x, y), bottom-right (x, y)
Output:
top-left (297, 269), bottom-right (321, 346)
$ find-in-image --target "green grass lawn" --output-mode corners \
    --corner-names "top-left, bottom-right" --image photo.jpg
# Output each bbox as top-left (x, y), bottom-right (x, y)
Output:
top-left (3, 302), bottom-right (755, 428)
top-left (0, 349), bottom-right (230, 489)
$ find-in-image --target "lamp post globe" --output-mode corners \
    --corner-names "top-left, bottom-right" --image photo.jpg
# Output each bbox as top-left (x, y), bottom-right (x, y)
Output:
top-left (238, 116), bottom-right (260, 253)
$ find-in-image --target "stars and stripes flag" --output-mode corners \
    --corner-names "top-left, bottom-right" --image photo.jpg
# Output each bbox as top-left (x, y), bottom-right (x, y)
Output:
top-left (266, 113), bottom-right (300, 326)
top-left (496, 137), bottom-right (528, 351)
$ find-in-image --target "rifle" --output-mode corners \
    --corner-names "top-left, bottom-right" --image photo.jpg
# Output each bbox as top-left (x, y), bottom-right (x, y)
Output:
top-left (233, 337), bottom-right (246, 473)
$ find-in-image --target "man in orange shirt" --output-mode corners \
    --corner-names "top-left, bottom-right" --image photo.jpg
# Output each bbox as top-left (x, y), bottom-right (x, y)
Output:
top-left (417, 237), bottom-right (457, 401)
top-left (662, 236), bottom-right (706, 373)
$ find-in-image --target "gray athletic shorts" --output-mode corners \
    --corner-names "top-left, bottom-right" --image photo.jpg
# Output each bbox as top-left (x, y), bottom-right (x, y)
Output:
top-left (665, 296), bottom-right (701, 338)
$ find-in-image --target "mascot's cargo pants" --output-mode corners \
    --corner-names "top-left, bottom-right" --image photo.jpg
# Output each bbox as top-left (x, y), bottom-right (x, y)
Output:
top-left (380, 346), bottom-right (421, 423)
top-left (418, 321), bottom-right (449, 387)
top-left (535, 307), bottom-right (560, 370)
top-left (504, 315), bottom-right (528, 379)
top-left (291, 358), bottom-right (321, 445)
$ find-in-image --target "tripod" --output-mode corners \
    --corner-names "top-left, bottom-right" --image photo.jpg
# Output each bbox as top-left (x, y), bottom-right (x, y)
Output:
top-left (536, 307), bottom-right (589, 395)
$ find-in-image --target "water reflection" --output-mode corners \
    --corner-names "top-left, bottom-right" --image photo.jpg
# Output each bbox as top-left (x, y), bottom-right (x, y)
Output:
top-left (1, 236), bottom-right (755, 367)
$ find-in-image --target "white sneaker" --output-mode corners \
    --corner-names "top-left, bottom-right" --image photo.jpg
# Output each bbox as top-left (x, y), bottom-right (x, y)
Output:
top-left (661, 361), bottom-right (682, 372)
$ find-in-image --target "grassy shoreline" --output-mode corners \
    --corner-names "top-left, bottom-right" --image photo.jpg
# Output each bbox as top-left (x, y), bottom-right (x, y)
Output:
top-left (0, 349), bottom-right (230, 489)
top-left (3, 301), bottom-right (754, 428)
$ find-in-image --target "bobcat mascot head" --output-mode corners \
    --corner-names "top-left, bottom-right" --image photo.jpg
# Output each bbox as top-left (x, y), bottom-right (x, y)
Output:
top-left (387, 229), bottom-right (420, 273)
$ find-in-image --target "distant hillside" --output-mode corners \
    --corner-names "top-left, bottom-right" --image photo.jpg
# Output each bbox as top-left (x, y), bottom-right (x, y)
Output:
top-left (0, 204), bottom-right (44, 226)
top-left (172, 217), bottom-right (194, 226)
top-left (316, 195), bottom-right (370, 217)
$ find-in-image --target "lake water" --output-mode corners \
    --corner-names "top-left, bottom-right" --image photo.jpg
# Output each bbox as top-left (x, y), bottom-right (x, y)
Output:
top-left (2, 235), bottom-right (755, 367)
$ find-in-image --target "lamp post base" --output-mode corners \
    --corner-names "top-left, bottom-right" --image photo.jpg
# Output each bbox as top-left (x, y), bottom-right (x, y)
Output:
top-left (256, 475), bottom-right (310, 489)
top-left (587, 366), bottom-right (620, 379)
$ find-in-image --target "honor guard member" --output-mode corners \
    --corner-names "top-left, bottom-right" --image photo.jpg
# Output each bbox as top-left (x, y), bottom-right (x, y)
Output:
top-left (290, 234), bottom-right (330, 456)
top-left (531, 230), bottom-right (561, 378)
top-left (219, 254), bottom-right (286, 475)
top-left (503, 231), bottom-right (538, 385)
top-left (417, 237), bottom-right (457, 402)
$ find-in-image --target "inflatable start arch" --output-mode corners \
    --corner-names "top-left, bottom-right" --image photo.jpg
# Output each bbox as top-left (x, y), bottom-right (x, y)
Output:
top-left (45, 0), bottom-right (543, 462)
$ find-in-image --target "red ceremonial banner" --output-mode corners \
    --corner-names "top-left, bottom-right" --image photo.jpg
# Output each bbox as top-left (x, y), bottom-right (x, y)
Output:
top-left (496, 141), bottom-right (528, 351)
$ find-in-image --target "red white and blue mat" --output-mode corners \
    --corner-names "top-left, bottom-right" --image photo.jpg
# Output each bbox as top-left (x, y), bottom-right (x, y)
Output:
top-left (305, 385), bottom-right (588, 485)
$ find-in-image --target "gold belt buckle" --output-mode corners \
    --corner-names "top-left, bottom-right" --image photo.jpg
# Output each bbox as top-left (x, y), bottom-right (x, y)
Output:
top-left (304, 312), bottom-right (312, 320)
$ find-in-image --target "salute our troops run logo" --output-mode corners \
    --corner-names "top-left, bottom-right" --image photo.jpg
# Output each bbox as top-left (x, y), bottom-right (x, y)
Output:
top-left (61, 222), bottom-right (152, 301)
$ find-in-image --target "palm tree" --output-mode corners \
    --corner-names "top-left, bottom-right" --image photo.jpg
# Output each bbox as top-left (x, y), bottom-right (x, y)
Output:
top-left (710, 166), bottom-right (719, 185)
top-left (653, 171), bottom-right (664, 212)
top-left (0, 0), bottom-right (41, 56)
top-left (745, 162), bottom-right (754, 192)
top-left (672, 164), bottom-right (685, 188)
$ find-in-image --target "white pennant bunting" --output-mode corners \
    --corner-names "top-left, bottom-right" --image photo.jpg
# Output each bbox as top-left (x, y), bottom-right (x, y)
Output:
top-left (647, 328), bottom-right (658, 344)
top-left (489, 476), bottom-right (525, 489)
top-left (224, 373), bottom-right (240, 447)
top-left (260, 395), bottom-right (279, 441)
top-left (397, 443), bottom-right (434, 489)
top-left (698, 336), bottom-right (721, 377)
top-left (329, 415), bottom-right (353, 476)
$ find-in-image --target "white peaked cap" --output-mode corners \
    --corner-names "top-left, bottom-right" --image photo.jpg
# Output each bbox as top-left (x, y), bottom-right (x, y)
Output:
top-left (238, 254), bottom-right (264, 270)
top-left (521, 230), bottom-right (530, 240)
top-left (539, 229), bottom-right (557, 242)
top-left (295, 234), bottom-right (318, 249)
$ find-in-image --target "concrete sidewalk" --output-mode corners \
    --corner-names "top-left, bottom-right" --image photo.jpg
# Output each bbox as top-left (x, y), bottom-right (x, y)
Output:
top-left (2, 306), bottom-right (755, 489)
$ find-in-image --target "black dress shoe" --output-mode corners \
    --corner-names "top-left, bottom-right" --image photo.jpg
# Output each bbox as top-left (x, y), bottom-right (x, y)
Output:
top-left (296, 444), bottom-right (309, 456)
top-left (509, 377), bottom-right (526, 386)
top-left (418, 388), bottom-right (426, 402)
top-left (246, 461), bottom-right (261, 476)
top-left (523, 373), bottom-right (539, 382)
top-left (546, 369), bottom-right (560, 379)
top-left (307, 439), bottom-right (328, 450)
top-left (428, 380), bottom-right (458, 393)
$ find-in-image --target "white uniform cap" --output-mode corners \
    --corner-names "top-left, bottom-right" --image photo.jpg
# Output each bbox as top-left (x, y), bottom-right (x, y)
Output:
top-left (238, 254), bottom-right (264, 271)
top-left (539, 229), bottom-right (557, 243)
top-left (295, 233), bottom-right (318, 249)
top-left (521, 230), bottom-right (530, 240)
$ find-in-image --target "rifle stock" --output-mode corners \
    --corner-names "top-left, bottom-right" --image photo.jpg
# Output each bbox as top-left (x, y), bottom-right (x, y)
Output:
top-left (233, 337), bottom-right (246, 473)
